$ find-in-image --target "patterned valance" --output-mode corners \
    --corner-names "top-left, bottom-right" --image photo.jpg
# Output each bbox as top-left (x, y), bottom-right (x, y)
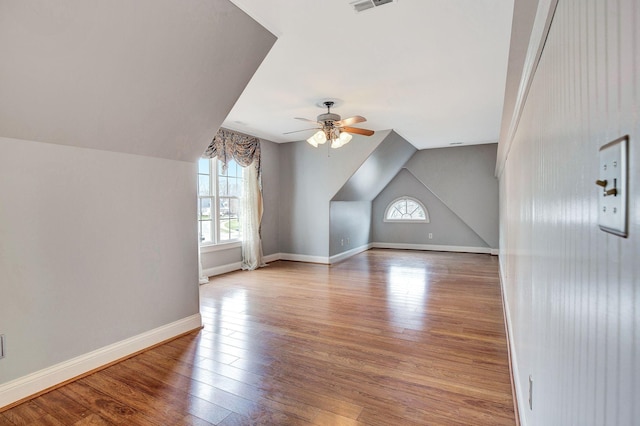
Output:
top-left (203, 128), bottom-right (261, 180)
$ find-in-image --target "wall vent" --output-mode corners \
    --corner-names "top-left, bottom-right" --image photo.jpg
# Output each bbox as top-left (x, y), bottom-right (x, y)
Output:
top-left (351, 0), bottom-right (395, 13)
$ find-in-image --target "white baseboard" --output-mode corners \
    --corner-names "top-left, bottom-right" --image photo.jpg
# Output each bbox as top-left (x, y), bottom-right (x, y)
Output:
top-left (491, 248), bottom-right (500, 256)
top-left (279, 253), bottom-right (330, 264)
top-left (0, 313), bottom-right (202, 410)
top-left (203, 246), bottom-right (497, 274)
top-left (262, 253), bottom-right (281, 263)
top-left (202, 262), bottom-right (242, 279)
top-left (372, 242), bottom-right (493, 254)
top-left (498, 259), bottom-right (525, 426)
top-left (201, 254), bottom-right (282, 281)
top-left (329, 243), bottom-right (373, 264)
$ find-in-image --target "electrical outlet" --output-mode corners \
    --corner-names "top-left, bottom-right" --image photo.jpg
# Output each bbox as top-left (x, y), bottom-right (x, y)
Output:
top-left (597, 136), bottom-right (628, 237)
top-left (346, 237), bottom-right (350, 245)
top-left (0, 334), bottom-right (5, 359)
top-left (428, 233), bottom-right (433, 239)
top-left (340, 238), bottom-right (344, 246)
top-left (528, 375), bottom-right (533, 410)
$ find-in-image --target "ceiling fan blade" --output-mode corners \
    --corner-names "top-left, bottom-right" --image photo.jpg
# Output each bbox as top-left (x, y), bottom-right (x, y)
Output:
top-left (335, 115), bottom-right (366, 127)
top-left (283, 127), bottom-right (320, 135)
top-left (343, 127), bottom-right (374, 136)
top-left (294, 117), bottom-right (320, 124)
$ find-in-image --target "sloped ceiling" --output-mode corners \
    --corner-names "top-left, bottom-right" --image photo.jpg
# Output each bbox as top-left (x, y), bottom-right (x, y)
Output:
top-left (0, 0), bottom-right (276, 162)
top-left (332, 130), bottom-right (416, 201)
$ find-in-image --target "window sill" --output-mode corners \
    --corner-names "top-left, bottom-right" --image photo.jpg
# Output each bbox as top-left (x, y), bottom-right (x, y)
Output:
top-left (200, 241), bottom-right (242, 253)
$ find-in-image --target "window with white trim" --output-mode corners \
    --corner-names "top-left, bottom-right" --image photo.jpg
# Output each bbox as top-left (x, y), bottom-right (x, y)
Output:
top-left (384, 196), bottom-right (430, 223)
top-left (198, 157), bottom-right (243, 245)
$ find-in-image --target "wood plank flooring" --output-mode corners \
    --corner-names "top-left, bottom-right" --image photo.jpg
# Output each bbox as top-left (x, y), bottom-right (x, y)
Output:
top-left (1, 249), bottom-right (515, 425)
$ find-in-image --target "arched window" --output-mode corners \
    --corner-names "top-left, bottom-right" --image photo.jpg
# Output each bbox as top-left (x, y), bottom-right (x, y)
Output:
top-left (384, 196), bottom-right (430, 223)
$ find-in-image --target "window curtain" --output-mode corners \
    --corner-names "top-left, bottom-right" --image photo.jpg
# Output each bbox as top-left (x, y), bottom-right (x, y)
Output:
top-left (204, 128), bottom-right (261, 178)
top-left (241, 160), bottom-right (265, 270)
top-left (201, 128), bottom-right (265, 272)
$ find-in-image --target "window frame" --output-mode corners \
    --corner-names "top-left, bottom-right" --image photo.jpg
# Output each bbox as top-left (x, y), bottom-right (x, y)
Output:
top-left (383, 196), bottom-right (430, 223)
top-left (198, 157), bottom-right (243, 247)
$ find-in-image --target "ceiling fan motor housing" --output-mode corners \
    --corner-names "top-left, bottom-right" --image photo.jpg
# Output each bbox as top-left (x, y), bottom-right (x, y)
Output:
top-left (317, 112), bottom-right (341, 123)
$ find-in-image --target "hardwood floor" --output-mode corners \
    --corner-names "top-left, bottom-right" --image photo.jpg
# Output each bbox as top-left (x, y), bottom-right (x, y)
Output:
top-left (1, 249), bottom-right (515, 425)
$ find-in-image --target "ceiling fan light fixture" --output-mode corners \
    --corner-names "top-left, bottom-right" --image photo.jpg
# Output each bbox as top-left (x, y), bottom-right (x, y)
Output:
top-left (331, 130), bottom-right (352, 149)
top-left (307, 130), bottom-right (326, 147)
top-left (292, 101), bottom-right (373, 149)
top-left (339, 131), bottom-right (353, 145)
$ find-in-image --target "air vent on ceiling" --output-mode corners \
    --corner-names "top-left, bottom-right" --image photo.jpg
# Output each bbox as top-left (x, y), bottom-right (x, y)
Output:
top-left (351, 0), bottom-right (396, 13)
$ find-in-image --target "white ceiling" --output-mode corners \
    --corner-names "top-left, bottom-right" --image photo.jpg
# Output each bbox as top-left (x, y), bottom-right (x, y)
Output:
top-left (225, 0), bottom-right (514, 150)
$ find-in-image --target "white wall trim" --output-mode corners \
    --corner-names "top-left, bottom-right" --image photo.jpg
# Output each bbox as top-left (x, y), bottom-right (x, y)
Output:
top-left (0, 313), bottom-right (202, 410)
top-left (329, 243), bottom-right (373, 264)
top-left (263, 253), bottom-right (281, 263)
top-left (202, 262), bottom-right (242, 279)
top-left (279, 253), bottom-right (330, 264)
top-left (201, 254), bottom-right (282, 281)
top-left (372, 242), bottom-right (493, 254)
top-left (491, 248), bottom-right (499, 256)
top-left (498, 257), bottom-right (526, 426)
top-left (496, 0), bottom-right (559, 177)
top-left (203, 246), bottom-right (496, 273)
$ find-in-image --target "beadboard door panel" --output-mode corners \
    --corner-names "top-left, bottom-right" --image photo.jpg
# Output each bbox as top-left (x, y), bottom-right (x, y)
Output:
top-left (499, 0), bottom-right (639, 425)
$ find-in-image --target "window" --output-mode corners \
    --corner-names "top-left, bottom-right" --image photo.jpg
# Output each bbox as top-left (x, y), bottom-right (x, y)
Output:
top-left (198, 158), bottom-right (243, 245)
top-left (384, 196), bottom-right (429, 223)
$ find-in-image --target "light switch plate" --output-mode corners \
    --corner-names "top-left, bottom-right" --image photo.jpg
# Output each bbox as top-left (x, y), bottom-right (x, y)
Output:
top-left (598, 136), bottom-right (628, 237)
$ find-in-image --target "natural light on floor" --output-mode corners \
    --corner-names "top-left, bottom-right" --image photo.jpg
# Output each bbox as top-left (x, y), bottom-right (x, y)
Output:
top-left (386, 265), bottom-right (430, 329)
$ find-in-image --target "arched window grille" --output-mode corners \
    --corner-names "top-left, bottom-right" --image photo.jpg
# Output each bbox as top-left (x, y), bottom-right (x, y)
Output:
top-left (384, 196), bottom-right (430, 223)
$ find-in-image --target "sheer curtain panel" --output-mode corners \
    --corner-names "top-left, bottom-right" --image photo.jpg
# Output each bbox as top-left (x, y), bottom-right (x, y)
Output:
top-left (241, 160), bottom-right (265, 270)
top-left (200, 128), bottom-right (265, 273)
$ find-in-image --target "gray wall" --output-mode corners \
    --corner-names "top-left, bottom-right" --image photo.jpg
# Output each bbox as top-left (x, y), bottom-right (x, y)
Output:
top-left (0, 137), bottom-right (199, 383)
top-left (372, 169), bottom-right (488, 248)
top-left (278, 131), bottom-right (390, 257)
top-left (329, 202), bottom-right (372, 256)
top-left (498, 0), bottom-right (640, 424)
top-left (259, 139), bottom-right (281, 256)
top-left (0, 0), bottom-right (275, 389)
top-left (327, 131), bottom-right (416, 258)
top-left (405, 144), bottom-right (499, 248)
top-left (200, 246), bottom-right (242, 271)
top-left (283, 132), bottom-right (495, 259)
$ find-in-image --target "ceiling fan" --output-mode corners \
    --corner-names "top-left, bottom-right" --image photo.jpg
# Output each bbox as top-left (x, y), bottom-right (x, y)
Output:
top-left (285, 101), bottom-right (375, 149)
